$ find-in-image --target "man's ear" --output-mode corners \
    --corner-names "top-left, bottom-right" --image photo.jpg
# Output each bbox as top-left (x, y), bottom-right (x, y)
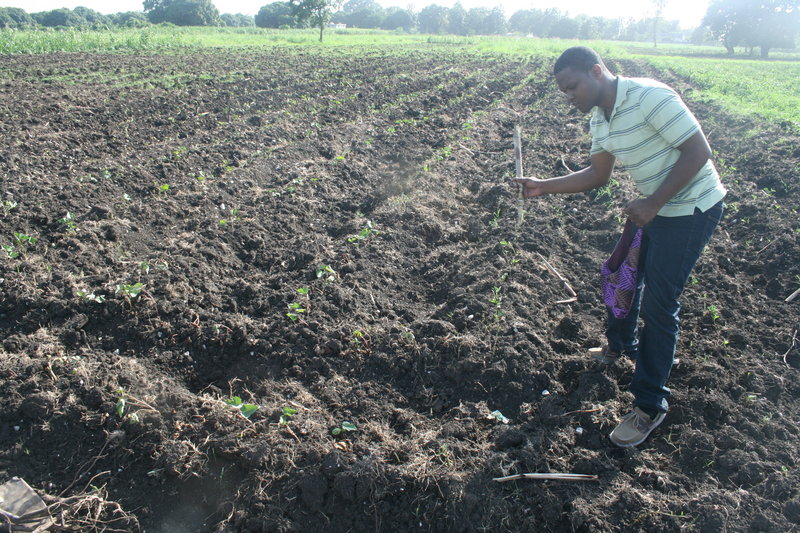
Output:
top-left (590, 64), bottom-right (603, 79)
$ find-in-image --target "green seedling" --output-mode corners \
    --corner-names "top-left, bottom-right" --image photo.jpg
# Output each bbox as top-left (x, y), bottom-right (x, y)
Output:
top-left (286, 301), bottom-right (306, 321)
top-left (500, 240), bottom-right (521, 265)
top-left (331, 421), bottom-right (357, 436)
top-left (297, 287), bottom-right (309, 296)
top-left (219, 208), bottom-right (240, 225)
top-left (226, 396), bottom-right (259, 419)
top-left (489, 286), bottom-right (502, 306)
top-left (488, 208), bottom-right (501, 227)
top-left (77, 290), bottom-right (106, 303)
top-left (348, 221), bottom-right (378, 244)
top-left (116, 282), bottom-right (144, 299)
top-left (59, 211), bottom-right (77, 232)
top-left (706, 304), bottom-right (721, 321)
top-left (2, 200), bottom-right (17, 215)
top-left (316, 264), bottom-right (337, 282)
top-left (154, 182), bottom-right (170, 195)
top-left (3, 233), bottom-right (37, 258)
top-left (114, 388), bottom-right (157, 424)
top-left (279, 406), bottom-right (297, 425)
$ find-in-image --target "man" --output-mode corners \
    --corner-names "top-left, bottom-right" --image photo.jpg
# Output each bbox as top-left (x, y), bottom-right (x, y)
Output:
top-left (514, 46), bottom-right (726, 447)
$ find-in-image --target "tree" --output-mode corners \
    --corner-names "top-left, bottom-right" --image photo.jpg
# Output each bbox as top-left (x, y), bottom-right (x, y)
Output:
top-left (651, 0), bottom-right (667, 47)
top-left (485, 7), bottom-right (506, 34)
top-left (112, 11), bottom-right (150, 27)
top-left (381, 7), bottom-right (413, 31)
top-left (703, 0), bottom-right (800, 57)
top-left (448, 2), bottom-right (466, 35)
top-left (291, 0), bottom-right (343, 41)
top-left (0, 7), bottom-right (34, 28)
top-left (255, 2), bottom-right (296, 27)
top-left (342, 0), bottom-right (379, 13)
top-left (417, 4), bottom-right (448, 34)
top-left (36, 8), bottom-right (83, 27)
top-left (221, 13), bottom-right (255, 26)
top-left (338, 1), bottom-right (384, 29)
top-left (143, 0), bottom-right (220, 26)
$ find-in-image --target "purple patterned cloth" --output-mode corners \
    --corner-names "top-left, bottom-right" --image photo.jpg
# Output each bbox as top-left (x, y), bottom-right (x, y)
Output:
top-left (601, 219), bottom-right (643, 319)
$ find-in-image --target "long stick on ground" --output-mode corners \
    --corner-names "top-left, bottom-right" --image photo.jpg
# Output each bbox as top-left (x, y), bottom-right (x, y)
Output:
top-left (536, 252), bottom-right (578, 297)
top-left (514, 126), bottom-right (524, 226)
top-left (494, 473), bottom-right (598, 482)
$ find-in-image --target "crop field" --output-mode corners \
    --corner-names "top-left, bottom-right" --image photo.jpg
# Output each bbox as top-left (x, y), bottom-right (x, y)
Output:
top-left (0, 37), bottom-right (799, 532)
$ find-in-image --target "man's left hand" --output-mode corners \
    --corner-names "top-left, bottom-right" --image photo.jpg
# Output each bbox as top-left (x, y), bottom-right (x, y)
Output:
top-left (624, 198), bottom-right (661, 227)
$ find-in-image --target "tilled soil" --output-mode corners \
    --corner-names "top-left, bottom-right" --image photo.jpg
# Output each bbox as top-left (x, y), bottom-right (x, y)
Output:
top-left (0, 48), bottom-right (799, 532)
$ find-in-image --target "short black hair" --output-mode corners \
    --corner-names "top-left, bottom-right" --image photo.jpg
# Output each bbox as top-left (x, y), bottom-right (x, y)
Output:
top-left (553, 46), bottom-right (605, 75)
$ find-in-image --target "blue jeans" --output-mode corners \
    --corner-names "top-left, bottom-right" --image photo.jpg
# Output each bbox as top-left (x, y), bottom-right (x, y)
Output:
top-left (605, 200), bottom-right (724, 414)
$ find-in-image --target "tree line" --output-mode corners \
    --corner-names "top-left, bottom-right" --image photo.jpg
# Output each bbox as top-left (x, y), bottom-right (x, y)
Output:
top-left (1, 0), bottom-right (797, 56)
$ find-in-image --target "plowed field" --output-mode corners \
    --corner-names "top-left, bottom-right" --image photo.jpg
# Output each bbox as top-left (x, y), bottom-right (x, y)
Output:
top-left (1, 48), bottom-right (799, 532)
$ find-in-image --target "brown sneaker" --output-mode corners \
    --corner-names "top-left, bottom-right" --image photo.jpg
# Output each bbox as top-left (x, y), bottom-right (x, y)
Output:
top-left (609, 407), bottom-right (666, 448)
top-left (588, 345), bottom-right (620, 365)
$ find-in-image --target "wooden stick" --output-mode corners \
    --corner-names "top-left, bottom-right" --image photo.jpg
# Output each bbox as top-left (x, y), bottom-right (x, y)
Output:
top-left (513, 126), bottom-right (525, 226)
top-left (494, 472), bottom-right (598, 482)
top-left (785, 287), bottom-right (800, 303)
top-left (536, 252), bottom-right (577, 297)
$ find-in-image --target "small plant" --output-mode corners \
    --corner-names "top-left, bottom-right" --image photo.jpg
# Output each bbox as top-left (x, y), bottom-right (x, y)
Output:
top-left (706, 304), bottom-right (721, 321)
top-left (500, 240), bottom-right (520, 265)
top-left (226, 397), bottom-right (259, 419)
top-left (489, 286), bottom-right (505, 321)
top-left (77, 290), bottom-right (106, 303)
top-left (219, 208), bottom-right (240, 225)
top-left (114, 388), bottom-right (158, 424)
top-left (331, 421), bottom-right (357, 436)
top-left (154, 182), bottom-right (170, 195)
top-left (116, 282), bottom-right (144, 299)
top-left (3, 233), bottom-right (37, 259)
top-left (489, 286), bottom-right (502, 306)
top-left (348, 221), bottom-right (378, 244)
top-left (435, 443), bottom-right (453, 466)
top-left (316, 264), bottom-right (337, 282)
top-left (488, 208), bottom-right (501, 227)
top-left (279, 406), bottom-right (297, 425)
top-left (2, 200), bottom-right (17, 215)
top-left (286, 301), bottom-right (306, 321)
top-left (59, 211), bottom-right (77, 232)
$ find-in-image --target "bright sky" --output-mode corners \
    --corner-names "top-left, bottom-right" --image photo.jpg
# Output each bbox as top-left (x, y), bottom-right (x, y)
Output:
top-left (0, 0), bottom-right (710, 28)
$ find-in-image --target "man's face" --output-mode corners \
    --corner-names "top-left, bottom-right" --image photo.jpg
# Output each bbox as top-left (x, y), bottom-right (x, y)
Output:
top-left (555, 65), bottom-right (601, 114)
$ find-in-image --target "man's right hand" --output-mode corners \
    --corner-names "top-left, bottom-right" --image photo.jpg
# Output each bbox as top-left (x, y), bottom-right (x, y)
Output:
top-left (512, 177), bottom-right (548, 199)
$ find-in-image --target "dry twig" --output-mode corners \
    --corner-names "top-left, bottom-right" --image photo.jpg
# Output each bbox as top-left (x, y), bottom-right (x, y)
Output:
top-left (494, 472), bottom-right (598, 482)
top-left (536, 252), bottom-right (578, 297)
top-left (782, 329), bottom-right (798, 367)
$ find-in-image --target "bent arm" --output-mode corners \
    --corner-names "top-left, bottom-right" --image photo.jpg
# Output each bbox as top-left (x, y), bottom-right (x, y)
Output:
top-left (624, 130), bottom-right (712, 226)
top-left (515, 151), bottom-right (615, 198)
top-left (648, 130), bottom-right (711, 209)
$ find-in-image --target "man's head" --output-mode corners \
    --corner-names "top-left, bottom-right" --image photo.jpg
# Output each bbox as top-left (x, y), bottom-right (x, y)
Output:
top-left (553, 46), bottom-right (615, 114)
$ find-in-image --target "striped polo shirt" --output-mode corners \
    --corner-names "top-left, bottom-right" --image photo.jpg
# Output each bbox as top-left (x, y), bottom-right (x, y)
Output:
top-left (589, 76), bottom-right (726, 217)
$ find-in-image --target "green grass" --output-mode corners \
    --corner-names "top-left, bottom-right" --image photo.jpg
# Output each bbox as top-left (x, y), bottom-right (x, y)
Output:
top-left (2, 26), bottom-right (798, 128)
top-left (644, 56), bottom-right (800, 127)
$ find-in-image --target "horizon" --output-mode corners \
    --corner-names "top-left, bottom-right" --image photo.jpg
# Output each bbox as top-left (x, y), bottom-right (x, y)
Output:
top-left (0, 0), bottom-right (710, 29)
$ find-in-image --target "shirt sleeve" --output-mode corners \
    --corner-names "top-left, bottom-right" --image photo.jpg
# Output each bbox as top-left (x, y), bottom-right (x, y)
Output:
top-left (639, 86), bottom-right (700, 148)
